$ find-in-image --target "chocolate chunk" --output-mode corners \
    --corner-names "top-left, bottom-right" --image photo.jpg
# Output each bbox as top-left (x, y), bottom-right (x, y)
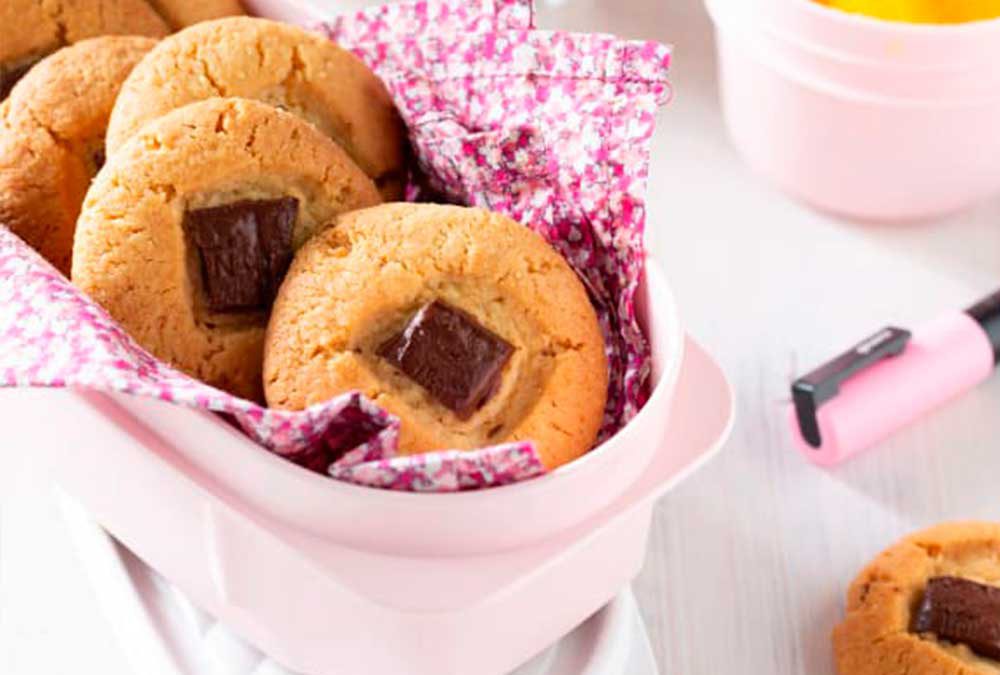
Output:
top-left (1, 54), bottom-right (46, 100)
top-left (378, 300), bottom-right (514, 418)
top-left (912, 576), bottom-right (1000, 660)
top-left (183, 197), bottom-right (298, 313)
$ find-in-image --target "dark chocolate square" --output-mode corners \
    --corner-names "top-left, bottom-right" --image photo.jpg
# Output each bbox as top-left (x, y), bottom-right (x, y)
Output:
top-left (912, 575), bottom-right (1000, 660)
top-left (378, 300), bottom-right (514, 418)
top-left (183, 197), bottom-right (298, 313)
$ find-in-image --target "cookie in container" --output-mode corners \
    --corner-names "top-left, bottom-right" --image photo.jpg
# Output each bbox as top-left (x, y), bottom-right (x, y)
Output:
top-left (0, 36), bottom-right (157, 274)
top-left (0, 0), bottom-right (733, 673)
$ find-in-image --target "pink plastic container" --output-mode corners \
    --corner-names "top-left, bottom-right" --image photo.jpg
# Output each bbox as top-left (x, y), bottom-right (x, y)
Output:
top-left (10, 258), bottom-right (734, 675)
top-left (1, 3), bottom-right (734, 672)
top-left (704, 0), bottom-right (1000, 221)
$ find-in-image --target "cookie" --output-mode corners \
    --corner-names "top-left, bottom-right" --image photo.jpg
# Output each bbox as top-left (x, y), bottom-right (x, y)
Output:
top-left (106, 17), bottom-right (407, 200)
top-left (72, 98), bottom-right (381, 401)
top-left (0, 0), bottom-right (168, 100)
top-left (833, 522), bottom-right (1000, 674)
top-left (143, 0), bottom-right (244, 29)
top-left (0, 36), bottom-right (157, 275)
top-left (263, 203), bottom-right (609, 470)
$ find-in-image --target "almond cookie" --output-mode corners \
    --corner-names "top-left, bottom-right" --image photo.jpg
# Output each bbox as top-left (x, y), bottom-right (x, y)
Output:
top-left (0, 36), bottom-right (157, 275)
top-left (72, 98), bottom-right (381, 401)
top-left (834, 522), bottom-right (1000, 674)
top-left (263, 203), bottom-right (609, 470)
top-left (0, 0), bottom-right (168, 100)
top-left (143, 0), bottom-right (244, 30)
top-left (106, 17), bottom-right (407, 200)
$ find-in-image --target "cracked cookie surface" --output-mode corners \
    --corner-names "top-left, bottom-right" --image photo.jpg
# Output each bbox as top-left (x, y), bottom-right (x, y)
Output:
top-left (263, 203), bottom-right (609, 469)
top-left (106, 16), bottom-right (407, 200)
top-left (72, 97), bottom-right (381, 401)
top-left (0, 0), bottom-right (168, 100)
top-left (0, 36), bottom-right (157, 274)
top-left (834, 522), bottom-right (1000, 675)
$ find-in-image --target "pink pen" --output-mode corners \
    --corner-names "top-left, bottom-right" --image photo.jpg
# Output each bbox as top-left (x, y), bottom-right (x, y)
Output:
top-left (790, 290), bottom-right (1000, 466)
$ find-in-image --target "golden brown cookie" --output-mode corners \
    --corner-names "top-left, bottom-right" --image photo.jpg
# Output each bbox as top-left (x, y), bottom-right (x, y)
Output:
top-left (833, 522), bottom-right (1000, 674)
top-left (0, 36), bottom-right (157, 274)
top-left (106, 17), bottom-right (407, 200)
top-left (143, 0), bottom-right (244, 29)
top-left (263, 203), bottom-right (608, 470)
top-left (72, 98), bottom-right (381, 401)
top-left (0, 0), bottom-right (168, 99)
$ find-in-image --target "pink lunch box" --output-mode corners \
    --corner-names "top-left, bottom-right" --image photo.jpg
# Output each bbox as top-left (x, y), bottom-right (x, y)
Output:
top-left (9, 259), bottom-right (732, 675)
top-left (4, 1), bottom-right (735, 673)
top-left (705, 0), bottom-right (1000, 222)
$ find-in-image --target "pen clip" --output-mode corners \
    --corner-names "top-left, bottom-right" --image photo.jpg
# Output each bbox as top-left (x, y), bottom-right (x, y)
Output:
top-left (792, 326), bottom-right (911, 448)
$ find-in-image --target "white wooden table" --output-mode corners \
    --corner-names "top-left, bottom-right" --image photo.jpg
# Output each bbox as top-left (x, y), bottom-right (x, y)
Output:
top-left (557, 0), bottom-right (1000, 673)
top-left (4, 1), bottom-right (1000, 674)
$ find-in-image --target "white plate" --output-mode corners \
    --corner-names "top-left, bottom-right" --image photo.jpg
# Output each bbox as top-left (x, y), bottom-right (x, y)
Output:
top-left (0, 462), bottom-right (658, 675)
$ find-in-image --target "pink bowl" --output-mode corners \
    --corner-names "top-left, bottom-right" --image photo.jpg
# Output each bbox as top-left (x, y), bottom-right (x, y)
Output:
top-left (10, 257), bottom-right (734, 675)
top-left (705, 0), bottom-right (1000, 221)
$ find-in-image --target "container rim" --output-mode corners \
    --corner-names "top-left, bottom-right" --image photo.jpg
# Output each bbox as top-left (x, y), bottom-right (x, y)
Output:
top-left (706, 0), bottom-right (1000, 104)
top-left (800, 0), bottom-right (1000, 35)
top-left (707, 0), bottom-right (1000, 72)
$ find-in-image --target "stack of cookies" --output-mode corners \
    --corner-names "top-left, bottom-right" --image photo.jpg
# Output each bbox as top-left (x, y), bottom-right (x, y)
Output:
top-left (0, 0), bottom-right (248, 272)
top-left (0, 12), bottom-right (609, 470)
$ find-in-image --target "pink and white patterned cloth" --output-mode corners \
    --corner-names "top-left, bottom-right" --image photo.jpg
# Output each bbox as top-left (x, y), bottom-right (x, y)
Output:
top-left (0, 0), bottom-right (671, 492)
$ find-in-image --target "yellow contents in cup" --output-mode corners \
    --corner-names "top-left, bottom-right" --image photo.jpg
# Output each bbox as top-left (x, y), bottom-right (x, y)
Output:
top-left (816, 0), bottom-right (1000, 23)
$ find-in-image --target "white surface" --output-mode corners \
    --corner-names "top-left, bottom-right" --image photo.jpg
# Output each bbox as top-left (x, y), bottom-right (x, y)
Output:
top-left (0, 463), bottom-right (136, 675)
top-left (3, 1), bottom-right (1000, 674)
top-left (595, 1), bottom-right (1000, 674)
top-left (0, 462), bottom-right (656, 675)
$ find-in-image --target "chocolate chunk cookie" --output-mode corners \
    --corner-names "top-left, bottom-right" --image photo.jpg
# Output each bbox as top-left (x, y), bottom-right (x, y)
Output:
top-left (834, 522), bottom-right (1000, 674)
top-left (263, 203), bottom-right (608, 469)
top-left (0, 36), bottom-right (157, 274)
top-left (72, 98), bottom-right (381, 401)
top-left (106, 17), bottom-right (407, 200)
top-left (0, 0), bottom-right (168, 100)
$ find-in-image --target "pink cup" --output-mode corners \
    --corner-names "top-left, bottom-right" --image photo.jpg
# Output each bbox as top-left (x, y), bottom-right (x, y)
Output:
top-left (704, 0), bottom-right (1000, 221)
